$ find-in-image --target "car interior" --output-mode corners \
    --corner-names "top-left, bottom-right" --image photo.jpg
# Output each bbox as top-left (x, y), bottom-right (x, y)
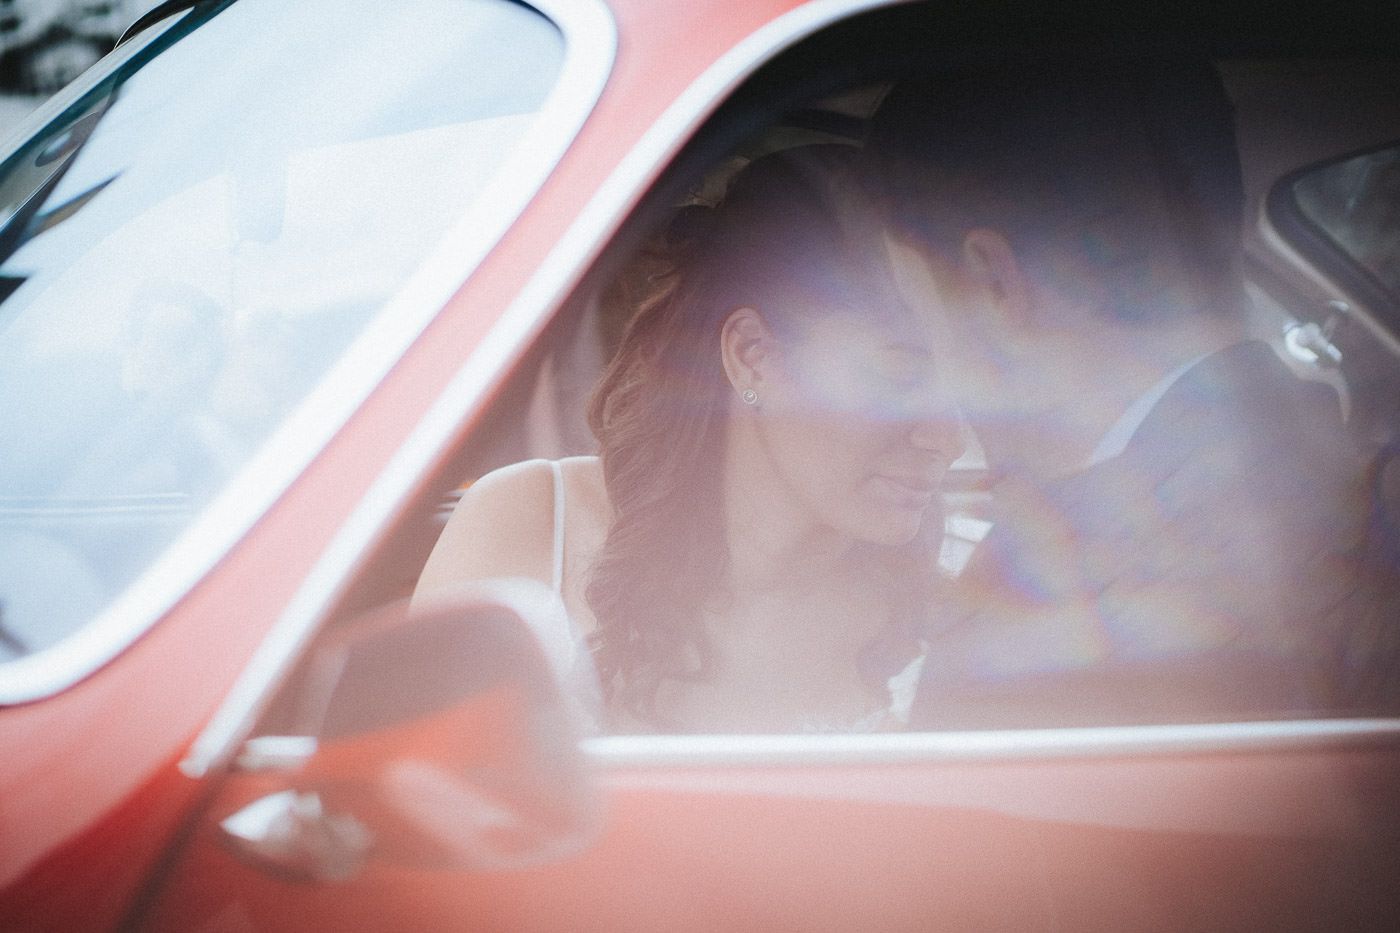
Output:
top-left (296, 6), bottom-right (1400, 736)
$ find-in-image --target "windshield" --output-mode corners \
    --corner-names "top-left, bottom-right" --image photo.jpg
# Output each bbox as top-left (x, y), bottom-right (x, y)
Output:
top-left (0, 0), bottom-right (566, 680)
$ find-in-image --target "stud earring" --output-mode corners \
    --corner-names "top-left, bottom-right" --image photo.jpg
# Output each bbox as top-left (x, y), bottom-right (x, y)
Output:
top-left (741, 388), bottom-right (759, 406)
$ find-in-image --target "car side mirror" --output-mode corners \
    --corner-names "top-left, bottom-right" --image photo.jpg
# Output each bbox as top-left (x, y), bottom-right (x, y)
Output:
top-left (216, 578), bottom-right (601, 882)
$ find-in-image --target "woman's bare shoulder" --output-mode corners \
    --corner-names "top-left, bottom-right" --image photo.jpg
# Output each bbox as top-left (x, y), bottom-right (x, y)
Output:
top-left (558, 455), bottom-right (609, 522)
top-left (414, 458), bottom-right (560, 598)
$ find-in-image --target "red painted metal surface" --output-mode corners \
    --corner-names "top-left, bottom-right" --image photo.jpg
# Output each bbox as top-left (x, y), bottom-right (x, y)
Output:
top-left (140, 737), bottom-right (1400, 931)
top-left (0, 1), bottom-right (808, 928)
top-left (5, 1), bottom-right (1399, 930)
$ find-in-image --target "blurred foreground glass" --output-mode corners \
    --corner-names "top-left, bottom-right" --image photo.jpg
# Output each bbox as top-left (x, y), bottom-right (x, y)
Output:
top-left (134, 581), bottom-right (601, 928)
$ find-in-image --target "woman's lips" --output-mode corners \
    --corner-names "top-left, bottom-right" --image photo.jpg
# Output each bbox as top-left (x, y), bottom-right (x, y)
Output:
top-left (872, 473), bottom-right (939, 505)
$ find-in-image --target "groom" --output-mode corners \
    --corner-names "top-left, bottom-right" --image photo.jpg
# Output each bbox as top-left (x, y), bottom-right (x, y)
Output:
top-left (870, 58), bottom-right (1376, 725)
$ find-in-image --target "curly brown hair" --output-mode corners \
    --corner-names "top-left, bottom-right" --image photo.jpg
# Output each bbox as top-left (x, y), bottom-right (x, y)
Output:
top-left (585, 146), bottom-right (943, 729)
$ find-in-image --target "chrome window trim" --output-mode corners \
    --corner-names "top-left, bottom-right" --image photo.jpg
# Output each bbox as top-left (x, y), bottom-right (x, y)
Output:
top-left (590, 720), bottom-right (1400, 838)
top-left (583, 718), bottom-right (1400, 767)
top-left (185, 0), bottom-right (913, 777)
top-left (0, 0), bottom-right (615, 704)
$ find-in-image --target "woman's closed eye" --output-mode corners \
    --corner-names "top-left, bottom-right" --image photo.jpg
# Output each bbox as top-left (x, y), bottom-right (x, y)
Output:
top-left (869, 349), bottom-right (931, 392)
top-left (854, 349), bottom-right (949, 417)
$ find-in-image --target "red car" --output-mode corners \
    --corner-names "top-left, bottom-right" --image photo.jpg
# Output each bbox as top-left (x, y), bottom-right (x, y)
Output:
top-left (3, 0), bottom-right (1400, 929)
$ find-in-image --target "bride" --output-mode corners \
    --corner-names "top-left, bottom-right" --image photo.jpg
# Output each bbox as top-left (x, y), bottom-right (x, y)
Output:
top-left (416, 146), bottom-right (964, 733)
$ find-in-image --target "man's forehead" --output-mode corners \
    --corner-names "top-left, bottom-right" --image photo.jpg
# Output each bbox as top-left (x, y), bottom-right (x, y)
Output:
top-left (881, 232), bottom-right (961, 328)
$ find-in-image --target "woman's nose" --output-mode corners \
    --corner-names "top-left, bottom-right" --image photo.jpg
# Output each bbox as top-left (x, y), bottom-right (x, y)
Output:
top-left (907, 404), bottom-right (966, 460)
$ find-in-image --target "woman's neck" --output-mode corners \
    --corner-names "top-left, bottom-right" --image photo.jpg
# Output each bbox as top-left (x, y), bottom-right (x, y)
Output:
top-left (718, 421), bottom-right (856, 596)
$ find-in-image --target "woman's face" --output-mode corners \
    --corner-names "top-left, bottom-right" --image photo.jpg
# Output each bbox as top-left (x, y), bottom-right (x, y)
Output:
top-left (754, 304), bottom-right (966, 547)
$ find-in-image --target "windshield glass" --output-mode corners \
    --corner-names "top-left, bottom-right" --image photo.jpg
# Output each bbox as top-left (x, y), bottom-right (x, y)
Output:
top-left (0, 0), bottom-right (565, 672)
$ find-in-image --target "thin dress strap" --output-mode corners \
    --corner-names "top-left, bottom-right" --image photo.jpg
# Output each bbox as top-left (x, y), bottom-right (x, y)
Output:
top-left (549, 459), bottom-right (566, 595)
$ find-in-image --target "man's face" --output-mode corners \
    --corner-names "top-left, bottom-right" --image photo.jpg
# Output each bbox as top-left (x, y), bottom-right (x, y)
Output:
top-left (884, 235), bottom-right (1032, 399)
top-left (884, 233), bottom-right (1130, 478)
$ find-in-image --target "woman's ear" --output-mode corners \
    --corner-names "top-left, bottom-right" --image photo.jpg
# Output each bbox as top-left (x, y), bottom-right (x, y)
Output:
top-left (719, 306), bottom-right (775, 397)
top-left (960, 228), bottom-right (1033, 327)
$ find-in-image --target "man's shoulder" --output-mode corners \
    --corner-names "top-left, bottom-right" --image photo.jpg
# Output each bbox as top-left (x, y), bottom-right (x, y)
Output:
top-left (1127, 341), bottom-right (1352, 481)
top-left (1006, 340), bottom-right (1366, 562)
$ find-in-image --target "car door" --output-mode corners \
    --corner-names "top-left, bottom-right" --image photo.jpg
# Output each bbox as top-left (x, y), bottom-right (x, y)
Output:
top-left (116, 1), bottom-right (1400, 930)
top-left (0, 1), bottom-right (610, 929)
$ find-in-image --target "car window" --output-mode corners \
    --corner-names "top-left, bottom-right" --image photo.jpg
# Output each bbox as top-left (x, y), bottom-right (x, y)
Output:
top-left (1288, 143), bottom-right (1400, 304)
top-left (0, 0), bottom-right (568, 688)
top-left (342, 17), bottom-right (1400, 737)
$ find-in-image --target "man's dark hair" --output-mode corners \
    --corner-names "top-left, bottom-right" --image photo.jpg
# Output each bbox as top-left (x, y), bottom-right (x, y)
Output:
top-left (868, 57), bottom-right (1246, 322)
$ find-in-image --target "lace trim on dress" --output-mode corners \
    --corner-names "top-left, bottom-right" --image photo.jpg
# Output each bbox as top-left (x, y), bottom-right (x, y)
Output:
top-left (800, 649), bottom-right (927, 733)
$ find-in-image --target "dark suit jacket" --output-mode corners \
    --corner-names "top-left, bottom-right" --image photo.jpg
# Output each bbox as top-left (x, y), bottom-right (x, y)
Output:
top-left (914, 341), bottom-right (1377, 728)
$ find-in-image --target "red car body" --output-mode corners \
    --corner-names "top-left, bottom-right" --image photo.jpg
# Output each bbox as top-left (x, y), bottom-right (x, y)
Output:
top-left (1, 4), bottom-right (815, 925)
top-left (2, 0), bottom-right (1399, 929)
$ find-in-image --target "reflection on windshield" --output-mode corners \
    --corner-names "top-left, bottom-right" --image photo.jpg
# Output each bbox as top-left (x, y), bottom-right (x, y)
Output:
top-left (0, 0), bottom-right (565, 664)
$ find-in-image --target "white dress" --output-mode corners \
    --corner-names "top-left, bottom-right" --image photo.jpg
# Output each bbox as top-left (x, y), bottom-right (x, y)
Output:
top-left (546, 459), bottom-right (924, 733)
